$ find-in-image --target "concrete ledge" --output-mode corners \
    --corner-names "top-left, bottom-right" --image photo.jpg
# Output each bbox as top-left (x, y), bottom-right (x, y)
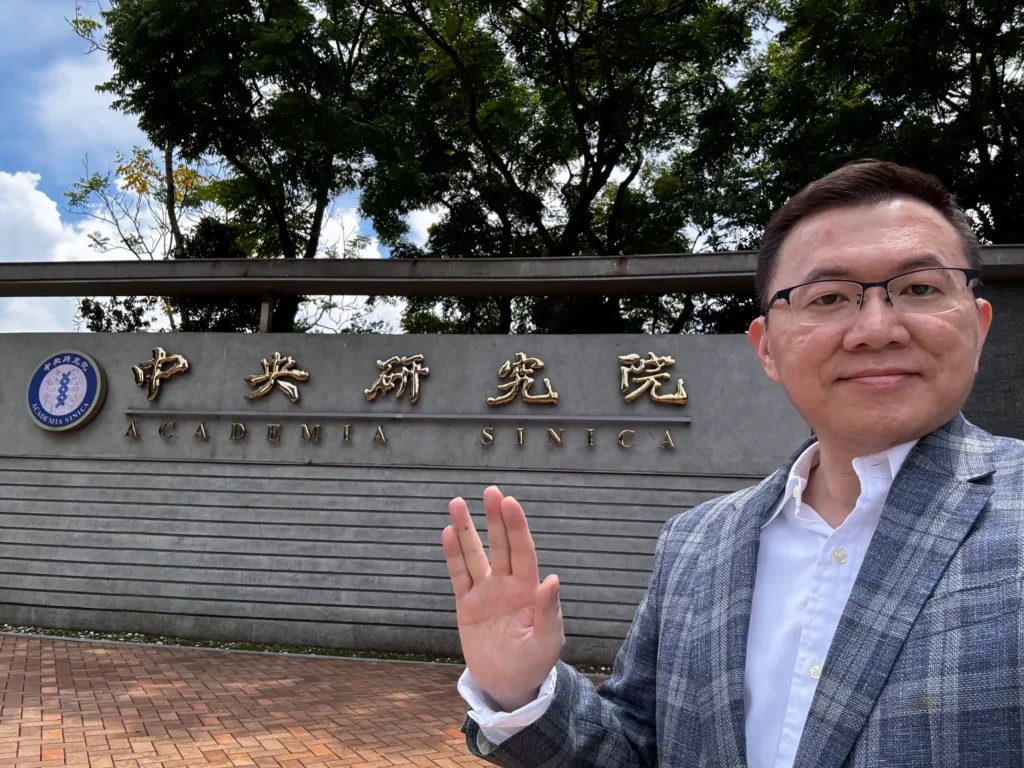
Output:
top-left (10, 252), bottom-right (754, 298)
top-left (1, 246), bottom-right (1019, 299)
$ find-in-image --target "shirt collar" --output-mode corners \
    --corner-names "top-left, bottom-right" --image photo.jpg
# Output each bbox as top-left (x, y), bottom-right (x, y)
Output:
top-left (761, 437), bottom-right (920, 530)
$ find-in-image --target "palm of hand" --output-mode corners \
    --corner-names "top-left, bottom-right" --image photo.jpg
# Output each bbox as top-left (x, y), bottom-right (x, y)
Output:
top-left (442, 486), bottom-right (564, 712)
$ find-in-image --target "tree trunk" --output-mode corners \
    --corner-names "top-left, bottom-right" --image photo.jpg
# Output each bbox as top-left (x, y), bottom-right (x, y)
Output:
top-left (669, 294), bottom-right (696, 334)
top-left (271, 295), bottom-right (301, 332)
top-left (498, 296), bottom-right (513, 334)
top-left (163, 147), bottom-right (185, 258)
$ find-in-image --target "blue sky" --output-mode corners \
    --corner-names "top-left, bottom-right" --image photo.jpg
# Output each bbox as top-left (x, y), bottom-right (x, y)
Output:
top-left (0, 0), bottom-right (129, 331)
top-left (0, 1), bottom-right (137, 208)
top-left (0, 0), bottom-right (419, 332)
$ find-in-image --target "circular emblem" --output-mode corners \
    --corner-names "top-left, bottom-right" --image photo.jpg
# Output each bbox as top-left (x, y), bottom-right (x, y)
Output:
top-left (27, 351), bottom-right (107, 432)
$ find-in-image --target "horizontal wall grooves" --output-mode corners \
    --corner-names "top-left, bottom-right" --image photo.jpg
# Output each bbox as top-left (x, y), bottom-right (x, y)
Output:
top-left (0, 499), bottom-right (682, 529)
top-left (3, 454), bottom-right (763, 485)
top-left (0, 454), bottom-right (753, 663)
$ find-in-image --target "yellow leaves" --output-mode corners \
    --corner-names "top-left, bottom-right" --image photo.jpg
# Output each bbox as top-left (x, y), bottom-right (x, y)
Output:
top-left (116, 149), bottom-right (206, 202)
top-left (173, 167), bottom-right (205, 199)
top-left (70, 5), bottom-right (102, 42)
top-left (116, 150), bottom-right (159, 196)
top-left (70, 15), bottom-right (101, 39)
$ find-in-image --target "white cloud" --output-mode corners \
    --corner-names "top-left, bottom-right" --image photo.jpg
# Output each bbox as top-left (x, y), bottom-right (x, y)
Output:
top-left (30, 54), bottom-right (146, 166)
top-left (407, 208), bottom-right (443, 247)
top-left (0, 171), bottom-right (94, 262)
top-left (0, 174), bottom-right (407, 333)
top-left (0, 170), bottom-right (133, 333)
top-left (0, 297), bottom-right (80, 333)
top-left (0, 170), bottom-right (89, 332)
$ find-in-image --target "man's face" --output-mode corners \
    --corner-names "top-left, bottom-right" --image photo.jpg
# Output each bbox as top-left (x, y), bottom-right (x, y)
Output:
top-left (747, 199), bottom-right (993, 451)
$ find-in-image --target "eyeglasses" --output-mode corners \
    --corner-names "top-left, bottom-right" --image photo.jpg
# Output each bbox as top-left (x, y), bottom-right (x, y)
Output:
top-left (766, 267), bottom-right (981, 326)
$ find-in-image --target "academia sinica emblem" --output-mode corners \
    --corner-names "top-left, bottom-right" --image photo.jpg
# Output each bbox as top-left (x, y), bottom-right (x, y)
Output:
top-left (27, 351), bottom-right (107, 432)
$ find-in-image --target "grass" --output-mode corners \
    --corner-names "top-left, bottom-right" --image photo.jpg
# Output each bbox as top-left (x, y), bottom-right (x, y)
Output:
top-left (0, 624), bottom-right (613, 675)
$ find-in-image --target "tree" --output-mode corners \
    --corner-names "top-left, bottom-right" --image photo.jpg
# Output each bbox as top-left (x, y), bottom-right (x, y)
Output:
top-left (66, 146), bottom-right (221, 332)
top-left (65, 145), bottom-right (379, 333)
top-left (76, 0), bottom-right (770, 335)
top-left (77, 0), bottom-right (1023, 338)
top-left (173, 218), bottom-right (263, 332)
top-left (362, 0), bottom-right (764, 333)
top-left (91, 0), bottom-right (376, 331)
top-left (738, 0), bottom-right (1024, 243)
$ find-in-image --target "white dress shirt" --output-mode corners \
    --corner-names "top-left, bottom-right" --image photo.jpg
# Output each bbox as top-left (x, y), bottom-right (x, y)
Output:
top-left (458, 438), bottom-right (919, 766)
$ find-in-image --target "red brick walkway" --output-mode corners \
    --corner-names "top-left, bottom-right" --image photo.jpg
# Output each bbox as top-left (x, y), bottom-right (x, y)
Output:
top-left (0, 634), bottom-right (490, 767)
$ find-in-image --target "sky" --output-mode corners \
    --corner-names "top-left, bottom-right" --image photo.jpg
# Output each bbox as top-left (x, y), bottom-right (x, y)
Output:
top-left (0, 0), bottom-right (427, 333)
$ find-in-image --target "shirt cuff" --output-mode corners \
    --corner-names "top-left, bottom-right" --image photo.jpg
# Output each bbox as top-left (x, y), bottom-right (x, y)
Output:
top-left (457, 665), bottom-right (558, 747)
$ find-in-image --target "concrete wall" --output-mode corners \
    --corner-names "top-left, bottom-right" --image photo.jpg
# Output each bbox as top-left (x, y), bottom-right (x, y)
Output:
top-left (964, 283), bottom-right (1024, 439)
top-left (0, 333), bottom-right (808, 664)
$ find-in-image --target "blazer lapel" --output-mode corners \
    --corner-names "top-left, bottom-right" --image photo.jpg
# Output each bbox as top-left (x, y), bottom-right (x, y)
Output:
top-left (692, 438), bottom-right (810, 766)
top-left (793, 414), bottom-right (996, 768)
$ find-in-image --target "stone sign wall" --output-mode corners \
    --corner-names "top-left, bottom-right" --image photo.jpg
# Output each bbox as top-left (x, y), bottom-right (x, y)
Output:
top-left (0, 332), bottom-right (809, 663)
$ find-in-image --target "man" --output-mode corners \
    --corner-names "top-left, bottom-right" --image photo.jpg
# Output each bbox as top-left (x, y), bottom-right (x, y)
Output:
top-left (440, 159), bottom-right (1024, 767)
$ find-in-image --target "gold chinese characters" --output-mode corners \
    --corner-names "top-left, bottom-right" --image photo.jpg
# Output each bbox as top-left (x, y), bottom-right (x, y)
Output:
top-left (132, 347), bottom-right (190, 401)
top-left (619, 352), bottom-right (688, 405)
top-left (245, 352), bottom-right (309, 403)
top-left (487, 352), bottom-right (559, 405)
top-left (364, 355), bottom-right (429, 405)
top-left (128, 349), bottom-right (691, 407)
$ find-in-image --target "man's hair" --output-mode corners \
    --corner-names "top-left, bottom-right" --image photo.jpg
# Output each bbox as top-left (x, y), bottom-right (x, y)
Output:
top-left (755, 159), bottom-right (981, 312)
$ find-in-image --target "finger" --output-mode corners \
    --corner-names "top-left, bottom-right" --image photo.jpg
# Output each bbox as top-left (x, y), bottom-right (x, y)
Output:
top-left (533, 574), bottom-right (564, 643)
top-left (502, 496), bottom-right (539, 581)
top-left (442, 525), bottom-right (472, 600)
top-left (449, 496), bottom-right (491, 584)
top-left (483, 486), bottom-right (511, 577)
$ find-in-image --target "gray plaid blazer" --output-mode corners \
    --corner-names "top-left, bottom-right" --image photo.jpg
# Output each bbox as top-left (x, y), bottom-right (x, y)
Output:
top-left (462, 413), bottom-right (1024, 767)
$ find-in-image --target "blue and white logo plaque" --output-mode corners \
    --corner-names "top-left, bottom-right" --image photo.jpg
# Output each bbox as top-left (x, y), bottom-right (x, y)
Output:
top-left (27, 351), bottom-right (107, 432)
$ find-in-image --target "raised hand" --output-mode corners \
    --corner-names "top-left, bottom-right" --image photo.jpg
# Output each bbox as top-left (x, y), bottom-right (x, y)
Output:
top-left (442, 485), bottom-right (565, 713)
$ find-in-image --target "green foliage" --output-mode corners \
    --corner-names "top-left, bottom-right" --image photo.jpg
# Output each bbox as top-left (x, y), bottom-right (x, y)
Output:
top-left (94, 0), bottom-right (377, 330)
top-left (77, 0), bottom-right (1022, 336)
top-left (401, 296), bottom-right (508, 334)
top-left (84, 0), bottom-right (770, 335)
top-left (77, 296), bottom-right (158, 333)
top-left (362, 0), bottom-right (760, 332)
top-left (739, 0), bottom-right (1024, 241)
top-left (171, 218), bottom-right (263, 333)
top-left (100, 0), bottom-right (370, 258)
top-left (64, 145), bottom-right (267, 333)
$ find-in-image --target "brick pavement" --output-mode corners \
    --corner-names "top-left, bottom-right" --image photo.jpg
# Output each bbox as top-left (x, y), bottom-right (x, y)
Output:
top-left (0, 634), bottom-right (492, 768)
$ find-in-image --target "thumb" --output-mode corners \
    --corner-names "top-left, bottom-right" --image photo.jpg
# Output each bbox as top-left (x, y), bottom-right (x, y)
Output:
top-left (533, 574), bottom-right (563, 639)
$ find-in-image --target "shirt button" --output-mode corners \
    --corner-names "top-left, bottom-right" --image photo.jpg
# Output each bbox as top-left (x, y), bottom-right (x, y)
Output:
top-left (832, 547), bottom-right (848, 564)
top-left (809, 664), bottom-right (822, 680)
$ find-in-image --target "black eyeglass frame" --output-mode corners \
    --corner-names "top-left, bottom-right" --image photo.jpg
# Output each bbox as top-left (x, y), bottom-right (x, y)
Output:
top-left (765, 266), bottom-right (982, 317)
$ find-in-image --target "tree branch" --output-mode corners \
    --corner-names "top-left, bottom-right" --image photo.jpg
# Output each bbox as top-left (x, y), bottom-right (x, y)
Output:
top-left (507, 0), bottom-right (595, 167)
top-left (983, 48), bottom-right (1021, 142)
top-left (345, 3), bottom-right (371, 99)
top-left (606, 156), bottom-right (643, 248)
top-left (217, 144), bottom-right (298, 258)
top-left (398, 1), bottom-right (555, 250)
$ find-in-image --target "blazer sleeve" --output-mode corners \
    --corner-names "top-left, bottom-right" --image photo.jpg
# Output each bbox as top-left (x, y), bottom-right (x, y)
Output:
top-left (460, 514), bottom-right (677, 767)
